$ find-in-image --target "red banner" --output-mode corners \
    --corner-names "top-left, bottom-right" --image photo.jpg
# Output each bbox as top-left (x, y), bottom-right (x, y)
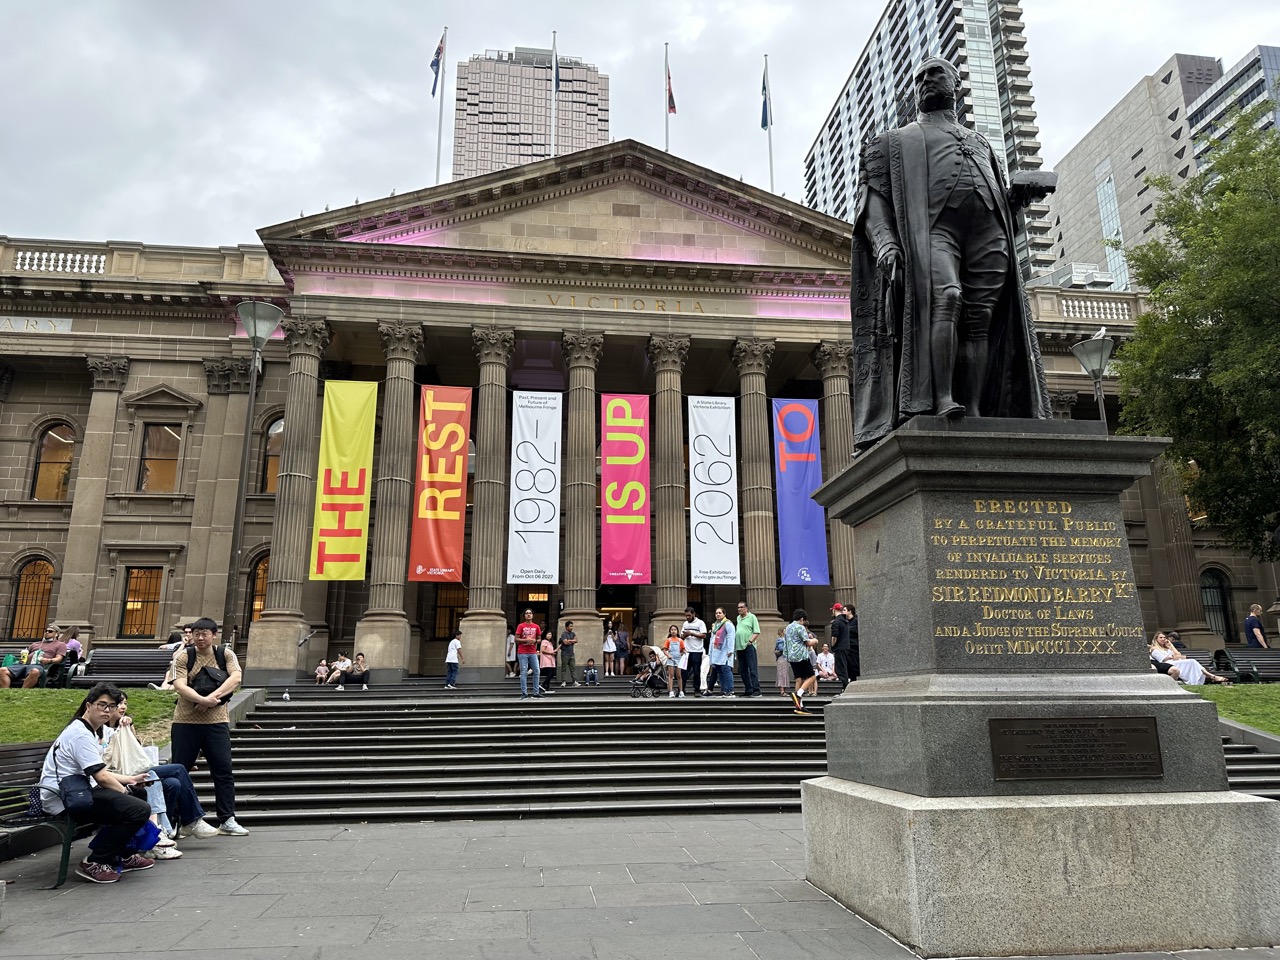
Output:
top-left (600, 394), bottom-right (651, 584)
top-left (408, 386), bottom-right (473, 582)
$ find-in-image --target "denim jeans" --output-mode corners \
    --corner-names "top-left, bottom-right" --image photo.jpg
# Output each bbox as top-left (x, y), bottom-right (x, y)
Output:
top-left (517, 652), bottom-right (540, 697)
top-left (150, 761), bottom-right (205, 829)
top-left (170, 722), bottom-right (236, 823)
top-left (717, 662), bottom-right (734, 694)
top-left (737, 644), bottom-right (760, 695)
top-left (445, 662), bottom-right (459, 686)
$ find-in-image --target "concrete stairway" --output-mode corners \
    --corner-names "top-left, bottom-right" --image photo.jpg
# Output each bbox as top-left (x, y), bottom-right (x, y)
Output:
top-left (194, 676), bottom-right (830, 824)
top-left (1222, 737), bottom-right (1280, 799)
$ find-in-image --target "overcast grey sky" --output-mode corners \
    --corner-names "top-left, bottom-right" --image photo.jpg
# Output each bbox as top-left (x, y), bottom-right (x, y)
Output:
top-left (2, 1), bottom-right (1277, 248)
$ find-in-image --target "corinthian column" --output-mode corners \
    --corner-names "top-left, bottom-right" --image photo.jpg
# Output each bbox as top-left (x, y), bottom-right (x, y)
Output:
top-left (560, 333), bottom-right (605, 635)
top-left (647, 335), bottom-right (689, 631)
top-left (55, 356), bottom-right (129, 640)
top-left (460, 325), bottom-right (515, 669)
top-left (733, 339), bottom-right (782, 631)
top-left (813, 340), bottom-right (857, 601)
top-left (245, 317), bottom-right (330, 685)
top-left (1155, 456), bottom-right (1215, 644)
top-left (354, 321), bottom-right (423, 681)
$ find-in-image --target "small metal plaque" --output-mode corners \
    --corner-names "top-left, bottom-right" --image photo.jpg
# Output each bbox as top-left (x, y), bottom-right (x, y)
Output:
top-left (989, 716), bottom-right (1163, 781)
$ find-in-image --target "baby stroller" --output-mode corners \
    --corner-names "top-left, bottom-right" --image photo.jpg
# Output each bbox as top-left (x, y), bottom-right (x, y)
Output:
top-left (629, 658), bottom-right (667, 698)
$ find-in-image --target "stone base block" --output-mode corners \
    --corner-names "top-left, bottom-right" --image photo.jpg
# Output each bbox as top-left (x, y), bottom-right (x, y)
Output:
top-left (803, 776), bottom-right (1280, 957)
top-left (353, 613), bottom-right (410, 682)
top-left (243, 616), bottom-right (311, 687)
top-left (457, 614), bottom-right (508, 668)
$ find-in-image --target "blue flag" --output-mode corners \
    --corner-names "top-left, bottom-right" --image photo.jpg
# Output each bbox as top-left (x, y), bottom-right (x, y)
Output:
top-left (430, 32), bottom-right (445, 97)
top-left (761, 63), bottom-right (771, 130)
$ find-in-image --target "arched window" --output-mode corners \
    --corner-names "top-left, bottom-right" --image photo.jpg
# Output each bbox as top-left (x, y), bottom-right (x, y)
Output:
top-left (1200, 569), bottom-right (1235, 642)
top-left (260, 417), bottom-right (284, 493)
top-left (10, 559), bottom-right (54, 641)
top-left (247, 554), bottom-right (270, 625)
top-left (30, 424), bottom-right (75, 500)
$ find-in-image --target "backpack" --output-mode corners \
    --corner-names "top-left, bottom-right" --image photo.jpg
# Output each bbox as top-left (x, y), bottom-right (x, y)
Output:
top-left (774, 636), bottom-right (785, 657)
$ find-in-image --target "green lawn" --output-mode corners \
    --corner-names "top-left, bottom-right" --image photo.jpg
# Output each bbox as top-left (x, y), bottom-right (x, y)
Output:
top-left (1193, 684), bottom-right (1280, 737)
top-left (0, 689), bottom-right (177, 745)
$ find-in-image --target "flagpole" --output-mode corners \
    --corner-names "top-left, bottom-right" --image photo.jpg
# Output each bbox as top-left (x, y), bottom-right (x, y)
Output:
top-left (764, 54), bottom-right (775, 193)
top-left (435, 26), bottom-right (448, 185)
top-left (664, 43), bottom-right (670, 152)
top-left (550, 30), bottom-right (558, 159)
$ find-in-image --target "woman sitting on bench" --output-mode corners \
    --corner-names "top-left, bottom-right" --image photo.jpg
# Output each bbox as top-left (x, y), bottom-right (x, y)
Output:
top-left (1150, 630), bottom-right (1230, 685)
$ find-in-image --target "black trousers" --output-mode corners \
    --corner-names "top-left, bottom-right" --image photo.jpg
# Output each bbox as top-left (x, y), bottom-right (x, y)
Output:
top-left (75, 788), bottom-right (150, 864)
top-left (838, 646), bottom-right (860, 683)
top-left (171, 722), bottom-right (237, 823)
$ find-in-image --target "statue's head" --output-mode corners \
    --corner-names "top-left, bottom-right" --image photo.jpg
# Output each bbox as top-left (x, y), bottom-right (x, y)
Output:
top-left (915, 58), bottom-right (960, 112)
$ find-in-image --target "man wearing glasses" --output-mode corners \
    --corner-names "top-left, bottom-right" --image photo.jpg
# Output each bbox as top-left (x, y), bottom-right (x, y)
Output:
top-left (0, 623), bottom-right (68, 688)
top-left (171, 617), bottom-right (248, 836)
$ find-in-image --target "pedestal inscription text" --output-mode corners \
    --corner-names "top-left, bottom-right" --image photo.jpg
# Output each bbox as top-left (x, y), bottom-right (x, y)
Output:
top-left (989, 717), bottom-right (1164, 780)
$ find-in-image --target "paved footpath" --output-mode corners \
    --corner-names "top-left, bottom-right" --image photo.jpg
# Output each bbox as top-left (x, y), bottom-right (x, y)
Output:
top-left (1, 813), bottom-right (1275, 960)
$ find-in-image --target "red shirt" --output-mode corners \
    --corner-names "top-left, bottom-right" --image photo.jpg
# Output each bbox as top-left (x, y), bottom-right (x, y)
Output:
top-left (515, 622), bottom-right (541, 655)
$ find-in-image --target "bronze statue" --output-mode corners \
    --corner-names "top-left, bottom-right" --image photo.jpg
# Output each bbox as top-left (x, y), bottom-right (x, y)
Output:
top-left (850, 57), bottom-right (1053, 450)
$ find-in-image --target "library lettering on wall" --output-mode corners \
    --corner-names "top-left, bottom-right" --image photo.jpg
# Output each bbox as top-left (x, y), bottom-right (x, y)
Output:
top-left (0, 140), bottom-right (1267, 681)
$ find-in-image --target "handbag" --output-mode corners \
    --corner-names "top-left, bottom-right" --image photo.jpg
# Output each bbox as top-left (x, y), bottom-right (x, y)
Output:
top-left (103, 723), bottom-right (153, 775)
top-left (51, 744), bottom-right (94, 815)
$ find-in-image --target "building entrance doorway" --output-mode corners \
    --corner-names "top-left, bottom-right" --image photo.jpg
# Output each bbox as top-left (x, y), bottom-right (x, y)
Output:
top-left (516, 587), bottom-right (554, 637)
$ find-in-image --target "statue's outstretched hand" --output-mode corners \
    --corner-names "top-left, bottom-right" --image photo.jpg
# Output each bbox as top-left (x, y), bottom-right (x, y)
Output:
top-left (876, 245), bottom-right (903, 284)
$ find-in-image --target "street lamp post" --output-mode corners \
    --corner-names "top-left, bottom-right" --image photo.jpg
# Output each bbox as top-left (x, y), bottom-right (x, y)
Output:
top-left (221, 301), bottom-right (284, 647)
top-left (1069, 329), bottom-right (1115, 431)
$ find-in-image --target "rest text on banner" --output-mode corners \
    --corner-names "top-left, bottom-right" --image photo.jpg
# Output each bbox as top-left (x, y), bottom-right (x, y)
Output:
top-left (408, 385), bottom-right (473, 582)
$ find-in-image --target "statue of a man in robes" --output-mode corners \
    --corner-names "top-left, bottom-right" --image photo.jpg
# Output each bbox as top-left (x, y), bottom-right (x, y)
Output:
top-left (850, 57), bottom-right (1054, 450)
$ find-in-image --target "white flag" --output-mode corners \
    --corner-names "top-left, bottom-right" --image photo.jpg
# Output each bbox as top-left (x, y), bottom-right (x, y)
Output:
top-left (687, 396), bottom-right (740, 584)
top-left (506, 392), bottom-right (563, 583)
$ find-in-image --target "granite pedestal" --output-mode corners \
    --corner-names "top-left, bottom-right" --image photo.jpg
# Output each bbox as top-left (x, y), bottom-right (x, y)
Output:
top-left (808, 419), bottom-right (1280, 956)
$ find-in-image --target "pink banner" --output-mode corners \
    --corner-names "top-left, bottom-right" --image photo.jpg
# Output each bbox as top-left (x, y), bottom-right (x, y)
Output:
top-left (600, 394), bottom-right (651, 584)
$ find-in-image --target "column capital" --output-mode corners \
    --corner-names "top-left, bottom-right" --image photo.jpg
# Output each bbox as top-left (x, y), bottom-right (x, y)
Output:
top-left (378, 320), bottom-right (424, 362)
top-left (86, 356), bottom-right (130, 392)
top-left (732, 337), bottom-right (775, 376)
top-left (811, 340), bottom-right (854, 379)
top-left (203, 358), bottom-right (253, 395)
top-left (1050, 391), bottom-right (1079, 421)
top-left (562, 332), bottom-right (604, 369)
top-left (647, 334), bottom-right (689, 372)
top-left (281, 317), bottom-right (332, 356)
top-left (472, 325), bottom-right (515, 366)
top-left (0, 360), bottom-right (15, 402)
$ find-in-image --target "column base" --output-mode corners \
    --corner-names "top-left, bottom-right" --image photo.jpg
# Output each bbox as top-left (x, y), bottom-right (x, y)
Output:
top-left (244, 614), bottom-right (310, 686)
top-left (457, 612), bottom-right (508, 667)
top-left (352, 611), bottom-right (411, 683)
top-left (803, 776), bottom-right (1280, 957)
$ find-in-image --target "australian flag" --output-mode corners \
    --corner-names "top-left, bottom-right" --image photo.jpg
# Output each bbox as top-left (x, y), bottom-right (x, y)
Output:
top-left (430, 32), bottom-right (445, 97)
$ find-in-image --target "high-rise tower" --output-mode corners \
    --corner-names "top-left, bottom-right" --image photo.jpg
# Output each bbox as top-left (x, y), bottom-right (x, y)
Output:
top-left (803, 0), bottom-right (1052, 276)
top-left (452, 46), bottom-right (609, 180)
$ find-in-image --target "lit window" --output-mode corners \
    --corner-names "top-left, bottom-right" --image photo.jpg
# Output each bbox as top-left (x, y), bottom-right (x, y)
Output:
top-left (30, 424), bottom-right (75, 501)
top-left (261, 417), bottom-right (284, 493)
top-left (119, 567), bottom-right (163, 639)
top-left (10, 559), bottom-right (54, 641)
top-left (248, 554), bottom-right (270, 623)
top-left (137, 424), bottom-right (182, 492)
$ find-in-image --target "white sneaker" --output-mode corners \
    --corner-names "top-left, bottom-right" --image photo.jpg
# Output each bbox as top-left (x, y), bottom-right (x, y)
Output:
top-left (668, 691), bottom-right (676, 698)
top-left (678, 691), bottom-right (686, 698)
top-left (217, 817), bottom-right (250, 836)
top-left (179, 819), bottom-right (220, 839)
top-left (146, 845), bottom-right (183, 860)
top-left (336, 684), bottom-right (345, 691)
top-left (361, 684), bottom-right (368, 691)
top-left (154, 833), bottom-right (177, 848)
top-left (573, 682), bottom-right (581, 687)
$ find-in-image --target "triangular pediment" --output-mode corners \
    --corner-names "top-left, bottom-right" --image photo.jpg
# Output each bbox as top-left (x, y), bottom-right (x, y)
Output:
top-left (260, 140), bottom-right (850, 272)
top-left (122, 384), bottom-right (203, 411)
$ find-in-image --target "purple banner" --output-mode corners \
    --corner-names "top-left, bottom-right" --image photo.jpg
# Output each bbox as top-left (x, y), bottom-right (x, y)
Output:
top-left (772, 399), bottom-right (830, 586)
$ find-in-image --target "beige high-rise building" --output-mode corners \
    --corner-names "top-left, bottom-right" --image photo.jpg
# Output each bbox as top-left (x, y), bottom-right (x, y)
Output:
top-left (452, 46), bottom-right (609, 180)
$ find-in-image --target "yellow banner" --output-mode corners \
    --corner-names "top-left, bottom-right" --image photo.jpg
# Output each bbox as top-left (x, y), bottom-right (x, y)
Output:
top-left (309, 380), bottom-right (378, 581)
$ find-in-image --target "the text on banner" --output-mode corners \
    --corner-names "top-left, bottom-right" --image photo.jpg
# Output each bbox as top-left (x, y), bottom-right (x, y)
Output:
top-left (772, 398), bottom-right (830, 586)
top-left (688, 396), bottom-right (740, 584)
top-left (309, 380), bottom-right (378, 581)
top-left (506, 391), bottom-right (563, 583)
top-left (600, 394), bottom-right (651, 584)
top-left (408, 385), bottom-right (473, 582)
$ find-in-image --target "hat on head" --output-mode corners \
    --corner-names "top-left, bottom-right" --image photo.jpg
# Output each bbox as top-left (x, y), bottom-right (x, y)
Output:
top-left (831, 603), bottom-right (843, 613)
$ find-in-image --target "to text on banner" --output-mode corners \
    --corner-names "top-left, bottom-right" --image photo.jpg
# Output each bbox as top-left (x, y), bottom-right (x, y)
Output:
top-left (309, 381), bottom-right (378, 581)
top-left (506, 391), bottom-right (563, 583)
top-left (408, 386), bottom-right (473, 582)
top-left (772, 398), bottom-right (830, 586)
top-left (688, 396), bottom-right (740, 584)
top-left (600, 394), bottom-right (651, 584)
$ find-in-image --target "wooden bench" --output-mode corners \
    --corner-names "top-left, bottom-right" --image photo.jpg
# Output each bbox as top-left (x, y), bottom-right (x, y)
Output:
top-left (70, 648), bottom-right (177, 689)
top-left (0, 648), bottom-right (76, 688)
top-left (1222, 647), bottom-right (1280, 682)
top-left (0, 741), bottom-right (79, 888)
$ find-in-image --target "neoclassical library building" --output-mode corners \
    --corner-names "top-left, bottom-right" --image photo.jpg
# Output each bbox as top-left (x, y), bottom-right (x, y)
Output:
top-left (1, 140), bottom-right (1273, 681)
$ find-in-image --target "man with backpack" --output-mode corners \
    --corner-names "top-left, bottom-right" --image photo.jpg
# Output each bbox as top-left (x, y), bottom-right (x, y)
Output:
top-left (171, 617), bottom-right (248, 836)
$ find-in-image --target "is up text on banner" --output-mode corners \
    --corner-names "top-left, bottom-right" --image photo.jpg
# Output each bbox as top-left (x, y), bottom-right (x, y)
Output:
top-left (309, 380), bottom-right (378, 581)
top-left (600, 394), bottom-right (651, 584)
top-left (772, 398), bottom-right (830, 586)
top-left (688, 396), bottom-right (740, 584)
top-left (506, 391), bottom-right (563, 583)
top-left (408, 385), bottom-right (473, 582)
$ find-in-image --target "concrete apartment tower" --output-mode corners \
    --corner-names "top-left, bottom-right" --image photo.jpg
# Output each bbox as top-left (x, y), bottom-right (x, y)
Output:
top-left (452, 46), bottom-right (610, 180)
top-left (1189, 46), bottom-right (1280, 168)
top-left (1045, 54), bottom-right (1221, 290)
top-left (803, 0), bottom-right (1053, 278)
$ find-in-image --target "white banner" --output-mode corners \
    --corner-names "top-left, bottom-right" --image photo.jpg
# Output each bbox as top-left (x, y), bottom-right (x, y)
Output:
top-left (688, 396), bottom-right (740, 584)
top-left (506, 391), bottom-right (563, 583)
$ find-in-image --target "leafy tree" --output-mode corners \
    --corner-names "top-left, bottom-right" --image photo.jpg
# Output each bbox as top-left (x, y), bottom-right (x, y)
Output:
top-left (1115, 101), bottom-right (1280, 560)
